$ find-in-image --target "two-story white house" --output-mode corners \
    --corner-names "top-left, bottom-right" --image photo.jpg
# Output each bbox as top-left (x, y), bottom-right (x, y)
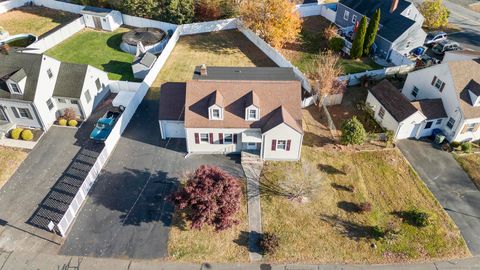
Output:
top-left (158, 65), bottom-right (304, 161)
top-left (0, 52), bottom-right (110, 131)
top-left (368, 54), bottom-right (480, 142)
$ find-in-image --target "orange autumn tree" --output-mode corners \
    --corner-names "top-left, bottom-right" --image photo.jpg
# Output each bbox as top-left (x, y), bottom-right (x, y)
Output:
top-left (239, 0), bottom-right (302, 48)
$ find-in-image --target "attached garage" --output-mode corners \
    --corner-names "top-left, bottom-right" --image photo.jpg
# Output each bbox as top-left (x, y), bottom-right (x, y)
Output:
top-left (158, 83), bottom-right (187, 140)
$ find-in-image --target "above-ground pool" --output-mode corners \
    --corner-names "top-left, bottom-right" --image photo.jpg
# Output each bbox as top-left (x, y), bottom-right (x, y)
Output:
top-left (120, 27), bottom-right (168, 55)
top-left (0, 34), bottom-right (38, 48)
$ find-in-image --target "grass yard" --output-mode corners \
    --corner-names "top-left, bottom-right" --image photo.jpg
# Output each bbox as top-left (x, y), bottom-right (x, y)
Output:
top-left (0, 6), bottom-right (78, 37)
top-left (168, 184), bottom-right (249, 262)
top-left (455, 154), bottom-right (480, 190)
top-left (260, 147), bottom-right (468, 263)
top-left (154, 30), bottom-right (276, 83)
top-left (46, 28), bottom-right (136, 81)
top-left (281, 16), bottom-right (381, 75)
top-left (0, 147), bottom-right (27, 189)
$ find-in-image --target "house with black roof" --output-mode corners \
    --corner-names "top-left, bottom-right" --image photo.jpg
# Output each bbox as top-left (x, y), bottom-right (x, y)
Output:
top-left (335, 0), bottom-right (427, 65)
top-left (0, 52), bottom-right (110, 131)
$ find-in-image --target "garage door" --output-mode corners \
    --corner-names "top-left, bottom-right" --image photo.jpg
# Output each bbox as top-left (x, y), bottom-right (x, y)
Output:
top-left (397, 123), bottom-right (420, 139)
top-left (162, 121), bottom-right (186, 138)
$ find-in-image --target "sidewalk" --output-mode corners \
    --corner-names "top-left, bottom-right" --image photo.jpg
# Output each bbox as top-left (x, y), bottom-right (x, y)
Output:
top-left (1, 251), bottom-right (480, 270)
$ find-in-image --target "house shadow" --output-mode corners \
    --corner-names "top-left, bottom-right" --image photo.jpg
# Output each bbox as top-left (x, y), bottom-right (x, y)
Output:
top-left (90, 167), bottom-right (180, 227)
top-left (101, 60), bottom-right (136, 81)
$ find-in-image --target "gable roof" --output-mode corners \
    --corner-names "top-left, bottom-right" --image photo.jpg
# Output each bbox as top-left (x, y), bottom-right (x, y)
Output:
top-left (80, 6), bottom-right (112, 17)
top-left (245, 91), bottom-right (260, 108)
top-left (158, 83), bottom-right (186, 121)
top-left (369, 79), bottom-right (418, 122)
top-left (9, 68), bottom-right (27, 83)
top-left (185, 67), bottom-right (302, 133)
top-left (411, 99), bottom-right (447, 120)
top-left (0, 52), bottom-right (43, 101)
top-left (447, 59), bottom-right (480, 118)
top-left (208, 90), bottom-right (224, 107)
top-left (53, 63), bottom-right (88, 98)
top-left (339, 0), bottom-right (416, 42)
top-left (193, 66), bottom-right (297, 81)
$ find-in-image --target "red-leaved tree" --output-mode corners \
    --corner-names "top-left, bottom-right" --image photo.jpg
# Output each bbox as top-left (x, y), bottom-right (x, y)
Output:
top-left (170, 165), bottom-right (242, 231)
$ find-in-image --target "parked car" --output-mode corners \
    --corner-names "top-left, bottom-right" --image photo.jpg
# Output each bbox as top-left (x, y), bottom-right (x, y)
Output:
top-left (424, 31), bottom-right (447, 46)
top-left (432, 40), bottom-right (462, 55)
top-left (90, 111), bottom-right (121, 142)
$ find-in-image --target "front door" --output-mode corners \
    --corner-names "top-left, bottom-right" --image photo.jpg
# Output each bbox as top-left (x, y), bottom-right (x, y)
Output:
top-left (246, 142), bottom-right (257, 150)
top-left (93, 16), bottom-right (102, 30)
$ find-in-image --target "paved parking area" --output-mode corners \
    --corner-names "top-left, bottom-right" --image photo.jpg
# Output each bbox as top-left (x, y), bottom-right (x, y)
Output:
top-left (398, 139), bottom-right (480, 255)
top-left (60, 96), bottom-right (244, 259)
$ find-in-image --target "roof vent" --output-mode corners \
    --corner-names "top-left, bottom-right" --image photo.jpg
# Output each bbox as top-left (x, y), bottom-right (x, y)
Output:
top-left (200, 64), bottom-right (207, 76)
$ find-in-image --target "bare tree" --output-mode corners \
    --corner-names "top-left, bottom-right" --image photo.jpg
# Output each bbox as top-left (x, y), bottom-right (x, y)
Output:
top-left (308, 50), bottom-right (346, 106)
top-left (280, 161), bottom-right (323, 201)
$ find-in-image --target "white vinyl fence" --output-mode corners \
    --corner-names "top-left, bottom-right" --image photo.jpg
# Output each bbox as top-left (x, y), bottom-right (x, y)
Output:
top-left (26, 17), bottom-right (85, 53)
top-left (32, 0), bottom-right (84, 13)
top-left (0, 0), bottom-right (28, 14)
top-left (320, 4), bottom-right (337, 22)
top-left (180, 18), bottom-right (237, 35)
top-left (338, 64), bottom-right (415, 86)
top-left (237, 21), bottom-right (312, 93)
top-left (296, 2), bottom-right (323, 17)
top-left (122, 14), bottom-right (177, 33)
top-left (108, 81), bottom-right (142, 93)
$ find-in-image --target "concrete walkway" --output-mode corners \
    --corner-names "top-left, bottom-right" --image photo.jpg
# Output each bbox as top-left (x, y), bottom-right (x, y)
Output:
top-left (398, 139), bottom-right (480, 255)
top-left (241, 151), bottom-right (264, 262)
top-left (1, 250), bottom-right (480, 270)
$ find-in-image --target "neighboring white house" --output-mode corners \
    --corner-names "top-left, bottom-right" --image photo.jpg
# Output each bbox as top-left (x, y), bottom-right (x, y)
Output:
top-left (442, 50), bottom-right (480, 63)
top-left (401, 58), bottom-right (480, 142)
top-left (0, 52), bottom-right (110, 131)
top-left (158, 66), bottom-right (304, 161)
top-left (80, 6), bottom-right (123, 32)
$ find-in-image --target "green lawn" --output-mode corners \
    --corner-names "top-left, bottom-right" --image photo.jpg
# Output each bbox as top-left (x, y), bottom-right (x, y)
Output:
top-left (455, 153), bottom-right (480, 190)
top-left (260, 147), bottom-right (468, 263)
top-left (0, 6), bottom-right (78, 37)
top-left (340, 58), bottom-right (383, 74)
top-left (46, 28), bottom-right (136, 81)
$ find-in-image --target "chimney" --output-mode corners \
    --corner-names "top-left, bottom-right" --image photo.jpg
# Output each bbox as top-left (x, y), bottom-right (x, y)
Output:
top-left (390, 0), bottom-right (399, 13)
top-left (200, 64), bottom-right (207, 76)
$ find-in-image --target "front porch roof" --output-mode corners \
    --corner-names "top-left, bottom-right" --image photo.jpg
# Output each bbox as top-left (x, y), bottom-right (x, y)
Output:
top-left (241, 130), bottom-right (262, 143)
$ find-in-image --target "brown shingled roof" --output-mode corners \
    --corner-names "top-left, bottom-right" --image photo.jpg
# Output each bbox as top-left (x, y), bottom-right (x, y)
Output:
top-left (184, 79), bottom-right (302, 132)
top-left (369, 79), bottom-right (418, 122)
top-left (447, 59), bottom-right (480, 119)
top-left (245, 91), bottom-right (260, 108)
top-left (411, 99), bottom-right (447, 120)
top-left (208, 90), bottom-right (224, 107)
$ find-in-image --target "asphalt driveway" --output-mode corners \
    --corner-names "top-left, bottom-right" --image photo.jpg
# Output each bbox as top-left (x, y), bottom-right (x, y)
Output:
top-left (398, 139), bottom-right (480, 255)
top-left (60, 95), bottom-right (245, 259)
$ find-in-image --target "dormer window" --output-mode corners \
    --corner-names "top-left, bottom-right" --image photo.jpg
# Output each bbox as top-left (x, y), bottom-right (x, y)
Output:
top-left (212, 108), bottom-right (221, 119)
top-left (247, 108), bottom-right (259, 121)
top-left (245, 91), bottom-right (260, 121)
top-left (208, 90), bottom-right (224, 120)
top-left (10, 83), bottom-right (21, 94)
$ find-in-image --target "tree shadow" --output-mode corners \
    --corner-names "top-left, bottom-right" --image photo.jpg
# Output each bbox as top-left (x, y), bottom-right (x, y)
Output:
top-left (319, 214), bottom-right (384, 241)
top-left (337, 201), bottom-right (360, 213)
top-left (331, 183), bottom-right (354, 192)
top-left (251, 175), bottom-right (294, 200)
top-left (233, 230), bottom-right (262, 255)
top-left (318, 164), bottom-right (345, 175)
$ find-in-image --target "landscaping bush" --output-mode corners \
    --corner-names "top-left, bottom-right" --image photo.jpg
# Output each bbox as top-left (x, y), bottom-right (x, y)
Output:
top-left (11, 128), bottom-right (23, 140)
top-left (371, 226), bottom-right (385, 239)
top-left (401, 209), bottom-right (430, 227)
top-left (461, 142), bottom-right (472, 153)
top-left (68, 119), bottom-right (78, 127)
top-left (58, 119), bottom-right (67, 126)
top-left (328, 37), bottom-right (345, 52)
top-left (62, 108), bottom-right (77, 121)
top-left (358, 202), bottom-right (372, 213)
top-left (21, 129), bottom-right (33, 141)
top-left (323, 24), bottom-right (338, 41)
top-left (341, 116), bottom-right (366, 145)
top-left (451, 141), bottom-right (461, 148)
top-left (258, 232), bottom-right (280, 255)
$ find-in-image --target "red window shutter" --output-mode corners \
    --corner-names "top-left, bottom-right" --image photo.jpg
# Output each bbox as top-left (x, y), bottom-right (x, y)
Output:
top-left (271, 140), bottom-right (276, 151)
top-left (194, 133), bottom-right (199, 144)
top-left (219, 133), bottom-right (223, 144)
top-left (431, 76), bottom-right (437, 85)
top-left (209, 133), bottom-right (214, 144)
top-left (286, 140), bottom-right (291, 151)
top-left (439, 82), bottom-right (445, 92)
top-left (233, 134), bottom-right (237, 144)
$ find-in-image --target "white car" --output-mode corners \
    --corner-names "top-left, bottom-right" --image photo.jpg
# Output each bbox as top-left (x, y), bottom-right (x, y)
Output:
top-left (424, 31), bottom-right (447, 46)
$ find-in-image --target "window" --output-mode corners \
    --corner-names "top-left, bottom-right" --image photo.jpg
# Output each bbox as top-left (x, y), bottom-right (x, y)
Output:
top-left (95, 78), bottom-right (101, 90)
top-left (378, 107), bottom-right (385, 119)
top-left (352, 15), bottom-right (357, 23)
top-left (466, 123), bottom-right (476, 132)
top-left (224, 133), bottom-right (233, 144)
top-left (200, 133), bottom-right (209, 143)
top-left (406, 40), bottom-right (411, 49)
top-left (406, 8), bottom-right (411, 16)
top-left (247, 109), bottom-right (258, 120)
top-left (70, 99), bottom-right (79, 105)
top-left (10, 83), bottom-right (21, 94)
top-left (343, 10), bottom-right (349, 21)
top-left (436, 119), bottom-right (442, 125)
top-left (85, 89), bottom-right (92, 103)
top-left (57, 98), bottom-right (66, 103)
top-left (411, 86), bottom-right (419, 97)
top-left (447, 117), bottom-right (455, 129)
top-left (212, 108), bottom-right (221, 119)
top-left (277, 140), bottom-right (287, 151)
top-left (14, 108), bottom-right (32, 119)
top-left (434, 78), bottom-right (444, 91)
top-left (47, 68), bottom-right (53, 79)
top-left (425, 121), bottom-right (433, 129)
top-left (46, 99), bottom-right (54, 110)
